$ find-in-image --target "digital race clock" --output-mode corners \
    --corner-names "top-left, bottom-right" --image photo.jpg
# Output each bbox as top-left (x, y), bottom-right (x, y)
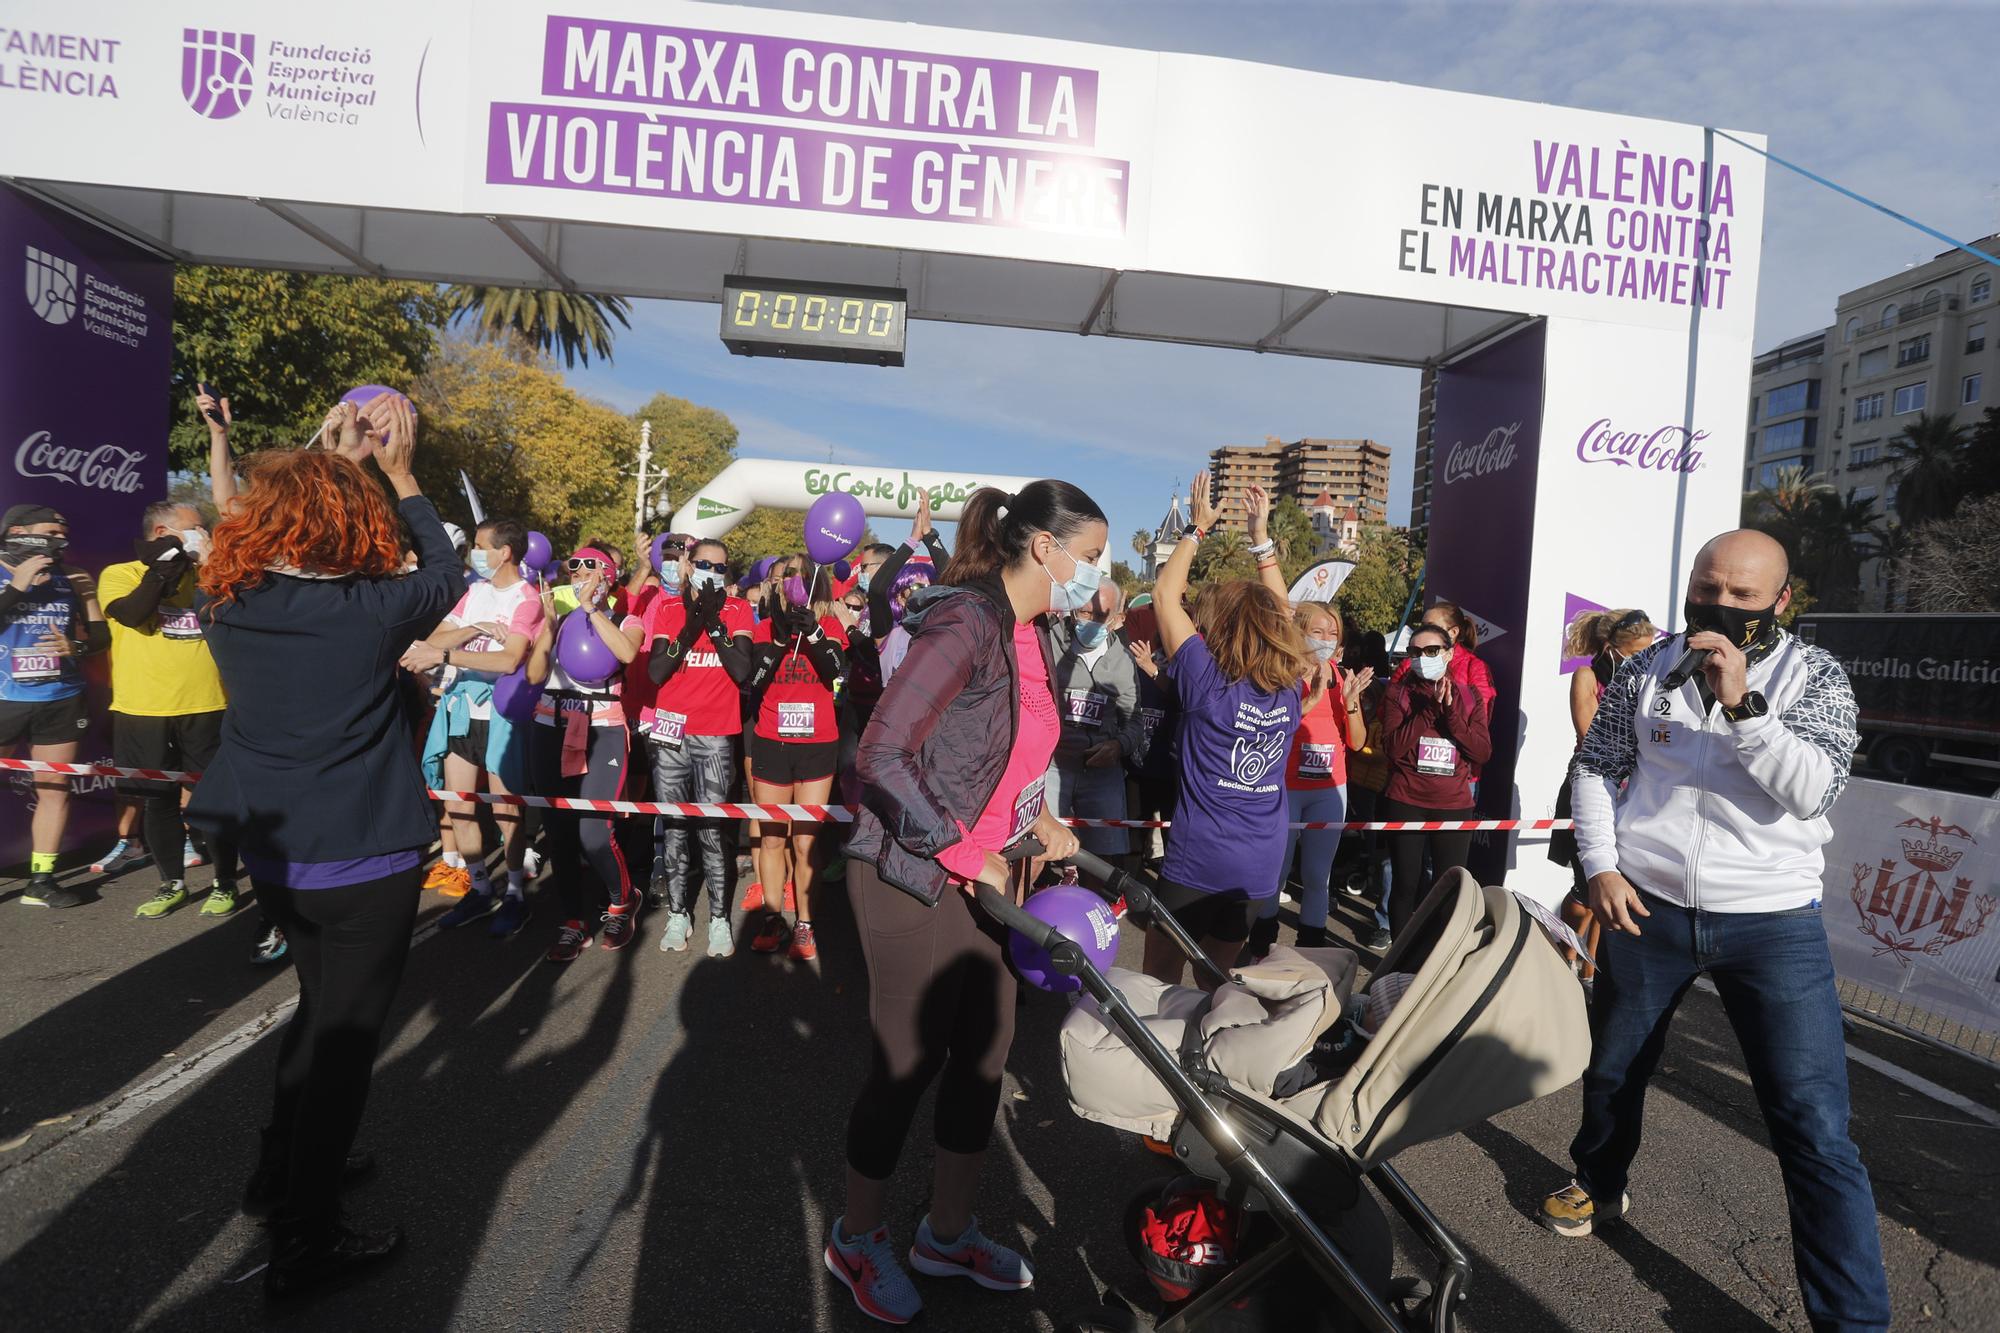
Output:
top-left (720, 276), bottom-right (908, 367)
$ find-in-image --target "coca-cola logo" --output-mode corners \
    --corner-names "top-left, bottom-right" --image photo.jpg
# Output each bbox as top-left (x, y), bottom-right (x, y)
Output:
top-left (14, 430), bottom-right (147, 494)
top-left (1575, 418), bottom-right (1707, 474)
top-left (1441, 422), bottom-right (1521, 486)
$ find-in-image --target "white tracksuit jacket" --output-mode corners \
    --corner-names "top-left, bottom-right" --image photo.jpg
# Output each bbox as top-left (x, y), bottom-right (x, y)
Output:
top-left (1570, 630), bottom-right (1859, 914)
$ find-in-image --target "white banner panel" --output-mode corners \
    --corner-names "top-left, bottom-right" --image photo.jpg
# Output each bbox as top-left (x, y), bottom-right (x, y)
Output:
top-left (0, 1), bottom-right (1764, 335)
top-left (1822, 779), bottom-right (2000, 1040)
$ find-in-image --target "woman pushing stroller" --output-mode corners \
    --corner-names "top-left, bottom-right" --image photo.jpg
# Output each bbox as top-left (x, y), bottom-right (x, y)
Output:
top-left (830, 479), bottom-right (1105, 1325)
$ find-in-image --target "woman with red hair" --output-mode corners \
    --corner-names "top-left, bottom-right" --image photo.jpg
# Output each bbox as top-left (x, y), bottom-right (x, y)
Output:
top-left (186, 392), bottom-right (460, 1306)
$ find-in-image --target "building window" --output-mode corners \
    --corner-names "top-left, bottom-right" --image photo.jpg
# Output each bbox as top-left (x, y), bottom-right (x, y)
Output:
top-left (1882, 302), bottom-right (1899, 326)
top-left (1745, 430), bottom-right (1756, 456)
top-left (1764, 380), bottom-right (1814, 417)
top-left (1850, 485), bottom-right (1877, 503)
top-left (1854, 392), bottom-right (1885, 422)
top-left (1849, 443), bottom-right (1880, 466)
top-left (1968, 322), bottom-right (1986, 354)
top-left (1844, 317), bottom-right (1860, 343)
top-left (1965, 373), bottom-right (1983, 405)
top-left (1761, 418), bottom-right (1809, 456)
top-left (1896, 334), bottom-right (1930, 366)
top-left (1836, 405), bottom-right (1846, 430)
top-left (1893, 381), bottom-right (1928, 414)
top-left (1857, 347), bottom-right (1888, 378)
top-left (1759, 463), bottom-right (1787, 488)
top-left (1974, 276), bottom-right (1992, 304)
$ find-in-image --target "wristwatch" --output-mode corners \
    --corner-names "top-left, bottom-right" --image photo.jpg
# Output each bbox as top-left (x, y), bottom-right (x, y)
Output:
top-left (1721, 690), bottom-right (1768, 723)
top-left (1181, 523), bottom-right (1206, 541)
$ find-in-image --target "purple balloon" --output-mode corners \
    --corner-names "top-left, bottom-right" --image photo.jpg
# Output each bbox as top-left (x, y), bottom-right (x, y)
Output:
top-left (555, 606), bottom-right (618, 684)
top-left (338, 384), bottom-right (410, 444)
top-left (833, 558), bottom-right (852, 581)
top-left (805, 491), bottom-right (865, 565)
top-left (1009, 885), bottom-right (1121, 993)
top-left (523, 530), bottom-right (552, 574)
top-left (491, 666), bottom-right (544, 724)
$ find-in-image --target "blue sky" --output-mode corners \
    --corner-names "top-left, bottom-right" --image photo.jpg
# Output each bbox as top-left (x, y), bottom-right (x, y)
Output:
top-left (566, 0), bottom-right (1995, 560)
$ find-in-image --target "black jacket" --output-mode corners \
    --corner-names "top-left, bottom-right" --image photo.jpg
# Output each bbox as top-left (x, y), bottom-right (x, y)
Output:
top-left (186, 496), bottom-right (461, 861)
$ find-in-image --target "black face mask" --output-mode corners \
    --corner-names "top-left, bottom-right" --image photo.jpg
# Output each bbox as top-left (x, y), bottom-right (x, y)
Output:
top-left (1682, 597), bottom-right (1779, 651)
top-left (2, 532), bottom-right (66, 564)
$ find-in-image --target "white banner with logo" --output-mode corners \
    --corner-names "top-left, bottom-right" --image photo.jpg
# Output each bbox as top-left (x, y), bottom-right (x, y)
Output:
top-left (1821, 778), bottom-right (2000, 1039)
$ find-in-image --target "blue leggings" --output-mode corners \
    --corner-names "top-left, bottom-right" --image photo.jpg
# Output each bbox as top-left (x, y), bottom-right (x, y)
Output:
top-left (1259, 784), bottom-right (1347, 930)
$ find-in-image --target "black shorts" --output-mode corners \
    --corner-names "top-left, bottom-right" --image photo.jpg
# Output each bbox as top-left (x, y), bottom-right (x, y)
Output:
top-left (749, 733), bottom-right (839, 786)
top-left (114, 710), bottom-right (224, 795)
top-left (445, 717), bottom-right (491, 769)
top-left (0, 693), bottom-right (89, 749)
top-left (1139, 878), bottom-right (1258, 945)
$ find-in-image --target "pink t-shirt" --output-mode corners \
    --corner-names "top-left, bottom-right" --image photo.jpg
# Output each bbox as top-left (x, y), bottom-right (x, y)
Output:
top-left (937, 619), bottom-right (1060, 882)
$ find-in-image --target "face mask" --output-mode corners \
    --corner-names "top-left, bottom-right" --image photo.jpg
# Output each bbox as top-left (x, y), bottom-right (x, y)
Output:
top-left (469, 549), bottom-right (497, 580)
top-left (784, 575), bottom-right (809, 607)
top-left (179, 528), bottom-right (211, 562)
top-left (1309, 638), bottom-right (1340, 663)
top-left (1045, 539), bottom-right (1102, 616)
top-left (1413, 652), bottom-right (1447, 682)
top-left (690, 568), bottom-right (726, 593)
top-left (1072, 619), bottom-right (1108, 650)
top-left (1683, 597), bottom-right (1779, 651)
top-left (660, 561), bottom-right (683, 592)
top-left (857, 568), bottom-right (873, 593)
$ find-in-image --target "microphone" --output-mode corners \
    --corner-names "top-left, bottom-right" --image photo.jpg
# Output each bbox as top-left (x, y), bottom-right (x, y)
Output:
top-left (1661, 636), bottom-right (1710, 690)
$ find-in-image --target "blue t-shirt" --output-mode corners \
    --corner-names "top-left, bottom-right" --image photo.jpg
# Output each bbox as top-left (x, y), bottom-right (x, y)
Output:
top-left (1161, 636), bottom-right (1301, 898)
top-left (0, 569), bottom-right (85, 703)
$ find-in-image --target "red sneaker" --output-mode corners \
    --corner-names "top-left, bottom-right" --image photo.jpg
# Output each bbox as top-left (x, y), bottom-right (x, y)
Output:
top-left (750, 913), bottom-right (791, 954)
top-left (546, 919), bottom-right (593, 964)
top-left (600, 902), bottom-right (638, 951)
top-left (788, 921), bottom-right (818, 962)
top-left (741, 881), bottom-right (765, 912)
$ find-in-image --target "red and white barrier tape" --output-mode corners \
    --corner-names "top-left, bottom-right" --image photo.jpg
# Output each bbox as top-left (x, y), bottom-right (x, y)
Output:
top-left (1, 758), bottom-right (1572, 832)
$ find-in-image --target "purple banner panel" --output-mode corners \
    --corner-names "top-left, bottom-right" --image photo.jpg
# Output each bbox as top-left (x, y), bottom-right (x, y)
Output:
top-left (2, 184), bottom-right (171, 870)
top-left (1560, 590), bottom-right (1609, 676)
top-left (541, 15), bottom-right (1099, 146)
top-left (486, 101), bottom-right (1130, 236)
top-left (1426, 321), bottom-right (1546, 831)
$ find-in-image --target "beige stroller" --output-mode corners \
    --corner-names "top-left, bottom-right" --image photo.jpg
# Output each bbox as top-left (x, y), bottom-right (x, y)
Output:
top-left (978, 858), bottom-right (1589, 1332)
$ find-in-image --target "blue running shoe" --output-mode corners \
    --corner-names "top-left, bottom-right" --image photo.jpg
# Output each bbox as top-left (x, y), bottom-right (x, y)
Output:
top-left (489, 895), bottom-right (532, 938)
top-left (438, 892), bottom-right (498, 930)
top-left (91, 839), bottom-right (150, 876)
top-left (825, 1219), bottom-right (922, 1325)
top-left (908, 1214), bottom-right (1034, 1291)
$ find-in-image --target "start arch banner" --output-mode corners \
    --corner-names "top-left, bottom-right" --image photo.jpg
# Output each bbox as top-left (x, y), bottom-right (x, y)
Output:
top-left (671, 458), bottom-right (1038, 539)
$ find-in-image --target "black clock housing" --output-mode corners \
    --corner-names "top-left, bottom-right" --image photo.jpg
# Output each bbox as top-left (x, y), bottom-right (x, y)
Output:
top-left (720, 275), bottom-right (907, 367)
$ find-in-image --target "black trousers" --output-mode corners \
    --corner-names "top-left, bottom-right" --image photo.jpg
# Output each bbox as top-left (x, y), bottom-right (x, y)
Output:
top-left (257, 868), bottom-right (422, 1227)
top-left (844, 860), bottom-right (1016, 1182)
top-left (1380, 796), bottom-right (1476, 939)
top-left (114, 710), bottom-right (239, 886)
top-left (530, 719), bottom-right (635, 921)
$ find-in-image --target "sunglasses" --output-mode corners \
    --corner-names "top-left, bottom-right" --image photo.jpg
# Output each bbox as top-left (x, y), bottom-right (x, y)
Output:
top-left (565, 557), bottom-right (605, 572)
top-left (1411, 643), bottom-right (1449, 658)
top-left (691, 558), bottom-right (727, 573)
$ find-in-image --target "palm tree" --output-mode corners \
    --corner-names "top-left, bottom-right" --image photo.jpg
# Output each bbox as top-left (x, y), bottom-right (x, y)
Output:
top-left (443, 285), bottom-right (633, 368)
top-left (1743, 465), bottom-right (1831, 557)
top-left (1812, 491), bottom-right (1883, 611)
top-left (1884, 411), bottom-right (1972, 528)
top-left (1132, 528), bottom-right (1153, 559)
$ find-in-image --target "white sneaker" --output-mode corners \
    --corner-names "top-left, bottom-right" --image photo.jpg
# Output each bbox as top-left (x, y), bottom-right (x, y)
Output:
top-left (660, 911), bottom-right (691, 952)
top-left (707, 916), bottom-right (734, 958)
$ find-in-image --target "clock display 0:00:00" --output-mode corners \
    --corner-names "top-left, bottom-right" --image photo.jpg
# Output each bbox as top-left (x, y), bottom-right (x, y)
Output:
top-left (730, 289), bottom-right (899, 338)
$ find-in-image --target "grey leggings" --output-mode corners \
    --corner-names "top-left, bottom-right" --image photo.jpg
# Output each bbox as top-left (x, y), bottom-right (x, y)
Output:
top-left (844, 859), bottom-right (1017, 1182)
top-left (649, 732), bottom-right (736, 919)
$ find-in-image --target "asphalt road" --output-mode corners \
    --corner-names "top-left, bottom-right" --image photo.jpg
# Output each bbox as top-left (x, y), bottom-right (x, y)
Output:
top-left (1, 848), bottom-right (1995, 1332)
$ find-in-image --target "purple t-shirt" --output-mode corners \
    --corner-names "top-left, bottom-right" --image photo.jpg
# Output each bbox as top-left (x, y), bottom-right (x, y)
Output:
top-left (1161, 636), bottom-right (1302, 898)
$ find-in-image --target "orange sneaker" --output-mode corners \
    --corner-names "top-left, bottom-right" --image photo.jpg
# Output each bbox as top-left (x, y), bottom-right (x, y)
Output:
top-left (750, 913), bottom-right (791, 954)
top-left (425, 862), bottom-right (472, 898)
top-left (789, 921), bottom-right (818, 962)
top-left (741, 881), bottom-right (765, 912)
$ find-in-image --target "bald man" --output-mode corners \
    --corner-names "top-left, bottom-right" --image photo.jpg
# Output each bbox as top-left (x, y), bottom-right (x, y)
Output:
top-left (1542, 529), bottom-right (1888, 1330)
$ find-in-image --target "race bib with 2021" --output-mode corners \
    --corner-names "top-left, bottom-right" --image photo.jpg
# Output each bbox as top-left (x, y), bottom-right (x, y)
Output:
top-left (1063, 689), bottom-right (1105, 728)
top-left (1297, 743), bottom-right (1336, 780)
top-left (157, 606), bottom-right (204, 640)
top-left (6, 652), bottom-right (61, 681)
top-left (777, 701), bottom-right (817, 738)
top-left (1010, 774), bottom-right (1047, 844)
top-left (1416, 735), bottom-right (1458, 776)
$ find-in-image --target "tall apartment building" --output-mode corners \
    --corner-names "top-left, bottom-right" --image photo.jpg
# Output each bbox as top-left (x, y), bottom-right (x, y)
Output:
top-left (1746, 233), bottom-right (1998, 605)
top-left (1207, 436), bottom-right (1390, 535)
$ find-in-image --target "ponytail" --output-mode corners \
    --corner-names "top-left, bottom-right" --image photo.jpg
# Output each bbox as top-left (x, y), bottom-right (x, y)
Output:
top-left (1562, 609), bottom-right (1618, 659)
top-left (940, 479), bottom-right (1105, 586)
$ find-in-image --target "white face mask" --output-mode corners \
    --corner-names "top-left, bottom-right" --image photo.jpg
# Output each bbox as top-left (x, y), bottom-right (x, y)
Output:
top-left (1413, 651), bottom-right (1448, 682)
top-left (177, 528), bottom-right (211, 562)
top-left (1308, 638), bottom-right (1339, 663)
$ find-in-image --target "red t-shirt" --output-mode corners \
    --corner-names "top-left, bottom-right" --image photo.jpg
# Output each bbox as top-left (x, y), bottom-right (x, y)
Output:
top-left (640, 593), bottom-right (753, 737)
top-left (752, 614), bottom-right (848, 744)
top-left (1287, 673), bottom-right (1349, 789)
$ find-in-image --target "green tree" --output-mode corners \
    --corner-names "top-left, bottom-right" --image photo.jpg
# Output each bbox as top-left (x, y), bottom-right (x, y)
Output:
top-left (1109, 560), bottom-right (1144, 601)
top-left (1961, 406), bottom-right (2000, 502)
top-left (1131, 529), bottom-right (1153, 560)
top-left (444, 286), bottom-right (633, 369)
top-left (169, 266), bottom-right (445, 469)
top-left (1741, 467), bottom-right (1881, 612)
top-left (1190, 530), bottom-right (1252, 586)
top-left (1885, 411), bottom-right (1972, 528)
top-left (410, 340), bottom-right (629, 544)
top-left (1266, 498), bottom-right (1324, 586)
top-left (1904, 493), bottom-right (2000, 612)
top-left (1338, 526), bottom-right (1424, 635)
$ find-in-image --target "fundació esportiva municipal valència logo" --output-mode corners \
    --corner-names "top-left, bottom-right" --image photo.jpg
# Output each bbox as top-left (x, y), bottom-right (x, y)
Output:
top-left (24, 246), bottom-right (78, 326)
top-left (181, 29), bottom-right (256, 120)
